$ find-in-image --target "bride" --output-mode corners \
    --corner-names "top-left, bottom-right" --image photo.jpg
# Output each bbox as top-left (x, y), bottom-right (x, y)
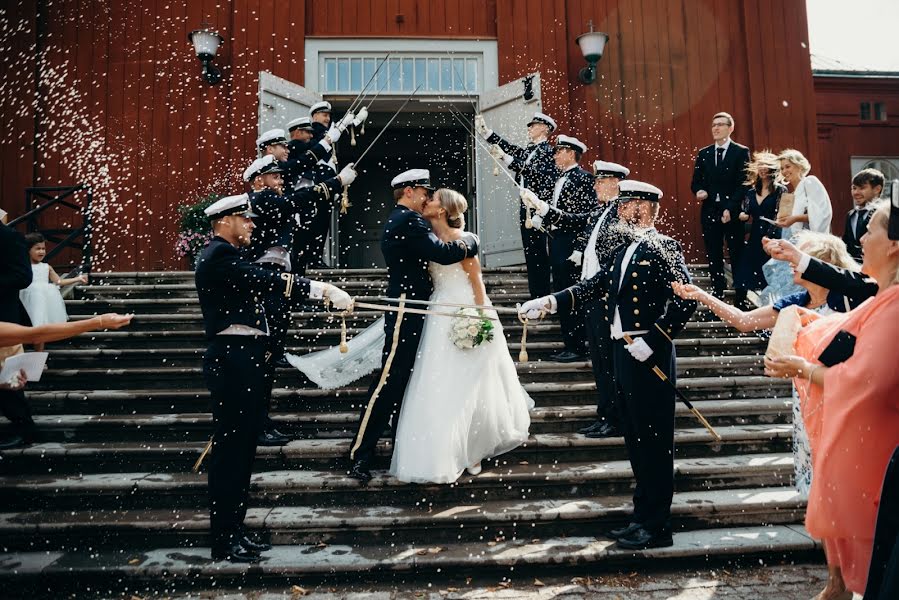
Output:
top-left (289, 188), bottom-right (532, 484)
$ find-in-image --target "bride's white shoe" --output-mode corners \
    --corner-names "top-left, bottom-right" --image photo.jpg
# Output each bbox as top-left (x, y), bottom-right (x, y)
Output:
top-left (466, 463), bottom-right (483, 476)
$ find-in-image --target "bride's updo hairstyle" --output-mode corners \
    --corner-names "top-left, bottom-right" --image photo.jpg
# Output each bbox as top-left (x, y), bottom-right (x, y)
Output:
top-left (435, 188), bottom-right (468, 229)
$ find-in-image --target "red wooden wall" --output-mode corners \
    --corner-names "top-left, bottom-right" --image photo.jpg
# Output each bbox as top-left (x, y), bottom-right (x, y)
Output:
top-left (815, 75), bottom-right (899, 235)
top-left (0, 0), bottom-right (820, 270)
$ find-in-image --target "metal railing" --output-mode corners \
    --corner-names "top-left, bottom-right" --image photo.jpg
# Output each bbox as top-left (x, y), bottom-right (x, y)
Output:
top-left (8, 185), bottom-right (93, 273)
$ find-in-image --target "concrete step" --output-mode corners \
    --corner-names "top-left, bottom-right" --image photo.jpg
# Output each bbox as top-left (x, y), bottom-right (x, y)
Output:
top-left (24, 377), bottom-right (791, 415)
top-left (15, 399), bottom-right (791, 438)
top-left (0, 452), bottom-right (795, 510)
top-left (31, 355), bottom-right (770, 390)
top-left (0, 523), bottom-right (815, 596)
top-left (0, 425), bottom-right (793, 479)
top-left (0, 486), bottom-right (805, 551)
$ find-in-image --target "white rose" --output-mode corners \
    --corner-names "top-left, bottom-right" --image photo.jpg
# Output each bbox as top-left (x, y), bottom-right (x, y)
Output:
top-left (467, 325), bottom-right (479, 336)
top-left (460, 338), bottom-right (475, 349)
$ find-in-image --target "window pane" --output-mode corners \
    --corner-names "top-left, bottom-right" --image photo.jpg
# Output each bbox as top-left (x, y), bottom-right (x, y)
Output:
top-left (466, 58), bottom-right (477, 92)
top-left (402, 58), bottom-right (414, 91)
top-left (452, 58), bottom-right (467, 91)
top-left (325, 59), bottom-right (337, 92)
top-left (427, 58), bottom-right (440, 92)
top-left (860, 102), bottom-right (871, 120)
top-left (363, 57), bottom-right (376, 89)
top-left (388, 58), bottom-right (402, 91)
top-left (377, 57), bottom-right (389, 92)
top-left (337, 58), bottom-right (349, 92)
top-left (350, 58), bottom-right (362, 91)
top-left (441, 58), bottom-right (452, 91)
top-left (415, 58), bottom-right (426, 91)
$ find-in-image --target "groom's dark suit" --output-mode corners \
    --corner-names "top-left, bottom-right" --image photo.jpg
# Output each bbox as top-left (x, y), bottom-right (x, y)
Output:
top-left (349, 204), bottom-right (479, 472)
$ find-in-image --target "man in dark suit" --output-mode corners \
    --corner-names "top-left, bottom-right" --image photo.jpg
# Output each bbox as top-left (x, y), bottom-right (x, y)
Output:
top-left (241, 154), bottom-right (356, 444)
top-left (195, 193), bottom-right (352, 563)
top-left (520, 180), bottom-right (697, 550)
top-left (691, 112), bottom-right (750, 298)
top-left (0, 218), bottom-right (36, 450)
top-left (843, 168), bottom-right (884, 262)
top-left (347, 169), bottom-right (479, 484)
top-left (476, 111), bottom-right (559, 299)
top-left (521, 160), bottom-right (632, 436)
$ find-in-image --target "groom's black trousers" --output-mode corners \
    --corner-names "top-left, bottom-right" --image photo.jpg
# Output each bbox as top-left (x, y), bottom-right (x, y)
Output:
top-left (350, 310), bottom-right (425, 466)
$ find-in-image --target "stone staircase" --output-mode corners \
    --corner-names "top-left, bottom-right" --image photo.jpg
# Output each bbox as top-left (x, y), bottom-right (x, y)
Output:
top-left (0, 265), bottom-right (817, 596)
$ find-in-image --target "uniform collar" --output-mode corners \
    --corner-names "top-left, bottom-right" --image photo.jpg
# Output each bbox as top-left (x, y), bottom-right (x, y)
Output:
top-left (715, 138), bottom-right (731, 152)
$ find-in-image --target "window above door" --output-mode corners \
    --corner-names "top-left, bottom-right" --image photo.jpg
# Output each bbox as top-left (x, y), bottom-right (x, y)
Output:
top-left (321, 55), bottom-right (479, 95)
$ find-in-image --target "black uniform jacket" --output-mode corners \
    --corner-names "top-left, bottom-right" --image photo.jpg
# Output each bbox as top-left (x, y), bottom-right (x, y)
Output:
top-left (0, 223), bottom-right (33, 325)
top-left (195, 236), bottom-right (313, 340)
top-left (382, 205), bottom-right (479, 300)
top-left (554, 231), bottom-right (697, 352)
top-left (690, 141), bottom-right (751, 214)
top-left (487, 133), bottom-right (559, 203)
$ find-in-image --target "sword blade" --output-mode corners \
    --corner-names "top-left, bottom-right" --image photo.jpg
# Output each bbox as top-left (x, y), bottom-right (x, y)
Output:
top-left (376, 296), bottom-right (519, 314)
top-left (348, 54), bottom-right (391, 114)
top-left (354, 84), bottom-right (422, 168)
top-left (353, 301), bottom-right (500, 320)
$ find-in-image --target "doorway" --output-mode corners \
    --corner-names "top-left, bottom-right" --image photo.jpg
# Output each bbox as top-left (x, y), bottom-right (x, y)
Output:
top-left (328, 101), bottom-right (475, 268)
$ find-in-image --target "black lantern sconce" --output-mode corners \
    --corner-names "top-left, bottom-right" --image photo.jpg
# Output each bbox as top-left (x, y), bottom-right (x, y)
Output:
top-left (188, 22), bottom-right (224, 85)
top-left (575, 20), bottom-right (609, 85)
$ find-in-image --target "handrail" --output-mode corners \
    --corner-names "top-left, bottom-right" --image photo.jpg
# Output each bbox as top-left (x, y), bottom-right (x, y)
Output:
top-left (8, 184), bottom-right (93, 273)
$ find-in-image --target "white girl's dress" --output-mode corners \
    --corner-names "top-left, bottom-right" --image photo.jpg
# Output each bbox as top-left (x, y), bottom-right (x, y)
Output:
top-left (19, 263), bottom-right (68, 326)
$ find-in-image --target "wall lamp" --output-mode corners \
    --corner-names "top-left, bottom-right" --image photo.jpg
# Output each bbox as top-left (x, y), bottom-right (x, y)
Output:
top-left (188, 22), bottom-right (224, 85)
top-left (576, 20), bottom-right (609, 85)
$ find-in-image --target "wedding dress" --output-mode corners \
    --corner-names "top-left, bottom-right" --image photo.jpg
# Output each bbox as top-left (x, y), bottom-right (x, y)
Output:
top-left (288, 262), bottom-right (533, 484)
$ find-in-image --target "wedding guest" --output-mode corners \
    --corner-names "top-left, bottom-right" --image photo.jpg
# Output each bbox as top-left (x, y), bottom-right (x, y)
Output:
top-left (843, 168), bottom-right (884, 262)
top-left (764, 198), bottom-right (899, 598)
top-left (733, 151), bottom-right (784, 309)
top-left (673, 231), bottom-right (859, 498)
top-left (690, 111), bottom-right (750, 299)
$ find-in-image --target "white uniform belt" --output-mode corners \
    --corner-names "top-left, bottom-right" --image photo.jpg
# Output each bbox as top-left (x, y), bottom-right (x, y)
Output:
top-left (217, 325), bottom-right (267, 336)
top-left (611, 329), bottom-right (649, 341)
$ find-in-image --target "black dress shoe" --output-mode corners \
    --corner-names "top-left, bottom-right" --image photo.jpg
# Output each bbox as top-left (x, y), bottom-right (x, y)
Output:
top-left (616, 526), bottom-right (673, 549)
top-left (348, 461), bottom-right (372, 484)
top-left (549, 351), bottom-right (586, 363)
top-left (584, 423), bottom-right (621, 439)
top-left (578, 421), bottom-right (604, 435)
top-left (240, 535), bottom-right (272, 553)
top-left (0, 435), bottom-right (25, 450)
top-left (211, 542), bottom-right (261, 563)
top-left (607, 521), bottom-right (642, 540)
top-left (273, 356), bottom-right (291, 368)
top-left (257, 430), bottom-right (290, 446)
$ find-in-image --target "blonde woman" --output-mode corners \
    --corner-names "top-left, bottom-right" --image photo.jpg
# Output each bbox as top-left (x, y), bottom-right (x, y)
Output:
top-left (776, 148), bottom-right (833, 238)
top-left (673, 231), bottom-right (859, 498)
top-left (389, 188), bottom-right (533, 483)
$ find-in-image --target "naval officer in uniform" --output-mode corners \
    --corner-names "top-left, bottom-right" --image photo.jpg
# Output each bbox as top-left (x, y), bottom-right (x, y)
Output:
top-left (520, 160), bottom-right (631, 437)
top-left (519, 180), bottom-right (697, 550)
top-left (475, 111), bottom-right (559, 299)
top-left (196, 193), bottom-right (353, 562)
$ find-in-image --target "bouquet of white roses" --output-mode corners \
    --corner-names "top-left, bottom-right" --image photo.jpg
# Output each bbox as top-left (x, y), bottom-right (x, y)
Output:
top-left (449, 307), bottom-right (495, 350)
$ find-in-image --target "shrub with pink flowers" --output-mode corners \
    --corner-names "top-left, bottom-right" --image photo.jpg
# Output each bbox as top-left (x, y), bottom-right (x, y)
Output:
top-left (174, 193), bottom-right (218, 267)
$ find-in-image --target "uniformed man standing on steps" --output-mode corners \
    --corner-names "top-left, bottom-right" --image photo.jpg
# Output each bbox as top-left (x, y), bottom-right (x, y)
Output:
top-left (242, 149), bottom-right (357, 445)
top-left (519, 180), bottom-right (697, 550)
top-left (520, 160), bottom-right (631, 438)
top-left (196, 193), bottom-right (353, 563)
top-left (475, 111), bottom-right (559, 299)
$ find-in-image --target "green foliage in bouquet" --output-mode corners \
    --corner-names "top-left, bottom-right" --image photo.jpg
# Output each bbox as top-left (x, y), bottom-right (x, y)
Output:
top-left (450, 308), bottom-right (496, 349)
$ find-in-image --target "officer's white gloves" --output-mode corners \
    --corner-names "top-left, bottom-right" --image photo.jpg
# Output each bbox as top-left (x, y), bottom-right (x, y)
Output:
top-left (625, 337), bottom-right (653, 362)
top-left (338, 163), bottom-right (358, 186)
top-left (475, 114), bottom-right (493, 139)
top-left (336, 111), bottom-right (355, 132)
top-left (326, 124), bottom-right (343, 144)
top-left (517, 296), bottom-right (556, 320)
top-left (520, 188), bottom-right (549, 216)
top-left (568, 250), bottom-right (583, 266)
top-left (309, 281), bottom-right (354, 311)
top-left (352, 106), bottom-right (369, 128)
top-left (489, 144), bottom-right (513, 167)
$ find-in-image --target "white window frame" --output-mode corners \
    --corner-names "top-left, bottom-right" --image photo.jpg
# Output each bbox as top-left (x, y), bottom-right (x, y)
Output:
top-left (851, 156), bottom-right (899, 196)
top-left (304, 38), bottom-right (499, 95)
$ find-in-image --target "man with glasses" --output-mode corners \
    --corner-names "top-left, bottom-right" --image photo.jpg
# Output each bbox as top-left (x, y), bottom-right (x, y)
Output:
top-left (690, 112), bottom-right (750, 299)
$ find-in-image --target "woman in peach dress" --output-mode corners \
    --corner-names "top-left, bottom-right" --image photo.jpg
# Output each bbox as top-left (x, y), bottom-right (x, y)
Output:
top-left (765, 199), bottom-right (899, 599)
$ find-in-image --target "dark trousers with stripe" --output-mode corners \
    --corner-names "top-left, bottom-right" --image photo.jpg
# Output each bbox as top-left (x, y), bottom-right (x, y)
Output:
top-left (583, 301), bottom-right (617, 424)
top-left (259, 263), bottom-right (290, 430)
top-left (349, 310), bottom-right (425, 467)
top-left (550, 232), bottom-right (586, 353)
top-left (611, 339), bottom-right (676, 533)
top-left (203, 336), bottom-right (267, 547)
top-left (520, 211), bottom-right (552, 299)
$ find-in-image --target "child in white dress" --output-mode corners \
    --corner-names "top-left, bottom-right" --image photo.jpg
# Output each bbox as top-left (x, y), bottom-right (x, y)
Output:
top-left (19, 233), bottom-right (87, 351)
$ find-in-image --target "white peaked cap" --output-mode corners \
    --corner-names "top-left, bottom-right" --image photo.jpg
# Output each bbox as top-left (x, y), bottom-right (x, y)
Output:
top-left (527, 112), bottom-right (557, 131)
top-left (618, 180), bottom-right (663, 202)
top-left (593, 160), bottom-right (630, 178)
top-left (255, 128), bottom-right (288, 149)
top-left (204, 193), bottom-right (258, 220)
top-left (555, 135), bottom-right (587, 154)
top-left (390, 168), bottom-right (435, 190)
top-left (309, 101), bottom-right (332, 115)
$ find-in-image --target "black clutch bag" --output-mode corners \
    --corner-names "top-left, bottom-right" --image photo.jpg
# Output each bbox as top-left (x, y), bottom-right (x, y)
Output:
top-left (817, 330), bottom-right (856, 367)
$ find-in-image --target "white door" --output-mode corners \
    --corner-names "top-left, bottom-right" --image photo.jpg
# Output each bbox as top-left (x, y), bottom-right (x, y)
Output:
top-left (475, 72), bottom-right (542, 267)
top-left (258, 71), bottom-right (321, 136)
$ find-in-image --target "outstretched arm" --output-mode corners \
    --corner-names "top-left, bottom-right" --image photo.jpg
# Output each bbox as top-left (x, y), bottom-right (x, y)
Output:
top-left (0, 314), bottom-right (132, 346)
top-left (672, 281), bottom-right (778, 332)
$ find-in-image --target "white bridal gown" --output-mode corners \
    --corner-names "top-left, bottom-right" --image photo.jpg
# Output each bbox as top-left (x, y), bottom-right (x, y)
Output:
top-left (288, 262), bottom-right (533, 484)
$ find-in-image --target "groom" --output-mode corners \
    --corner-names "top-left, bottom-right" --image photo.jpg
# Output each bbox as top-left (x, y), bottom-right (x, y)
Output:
top-left (348, 169), bottom-right (480, 483)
